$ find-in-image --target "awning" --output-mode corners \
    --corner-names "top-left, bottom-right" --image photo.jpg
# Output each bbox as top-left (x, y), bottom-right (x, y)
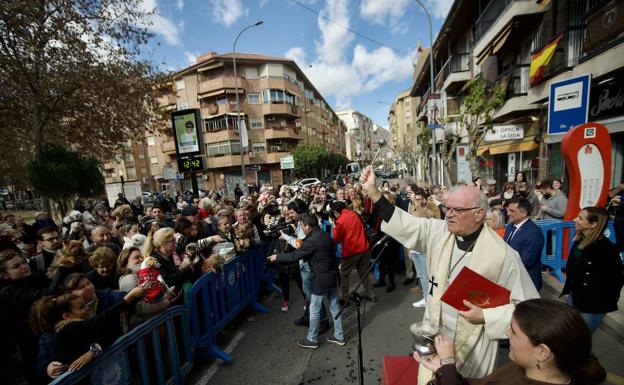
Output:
top-left (197, 62), bottom-right (224, 72)
top-left (476, 22), bottom-right (513, 65)
top-left (198, 88), bottom-right (243, 98)
top-left (492, 24), bottom-right (513, 54)
top-left (483, 138), bottom-right (539, 155)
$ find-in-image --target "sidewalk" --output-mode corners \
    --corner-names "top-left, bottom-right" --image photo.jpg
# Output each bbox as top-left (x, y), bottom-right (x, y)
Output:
top-left (541, 272), bottom-right (624, 345)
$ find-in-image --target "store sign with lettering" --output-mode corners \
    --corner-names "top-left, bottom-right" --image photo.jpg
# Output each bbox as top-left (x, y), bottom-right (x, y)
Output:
top-left (484, 125), bottom-right (524, 141)
top-left (589, 72), bottom-right (624, 121)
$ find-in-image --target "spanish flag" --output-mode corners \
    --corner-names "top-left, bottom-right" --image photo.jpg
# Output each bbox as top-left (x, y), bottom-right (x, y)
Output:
top-left (529, 33), bottom-right (564, 86)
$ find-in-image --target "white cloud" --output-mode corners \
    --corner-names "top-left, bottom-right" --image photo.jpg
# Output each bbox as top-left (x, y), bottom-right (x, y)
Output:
top-left (284, 47), bottom-right (307, 67)
top-left (425, 0), bottom-right (453, 19)
top-left (139, 0), bottom-right (181, 46)
top-left (315, 0), bottom-right (352, 64)
top-left (361, 0), bottom-right (452, 23)
top-left (360, 0), bottom-right (410, 26)
top-left (287, 0), bottom-right (416, 106)
top-left (175, 0), bottom-right (184, 11)
top-left (352, 45), bottom-right (416, 92)
top-left (184, 50), bottom-right (199, 64)
top-left (209, 0), bottom-right (248, 27)
top-left (259, 0), bottom-right (269, 8)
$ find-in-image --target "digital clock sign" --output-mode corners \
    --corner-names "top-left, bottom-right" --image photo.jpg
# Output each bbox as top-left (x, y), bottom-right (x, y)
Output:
top-left (178, 157), bottom-right (204, 173)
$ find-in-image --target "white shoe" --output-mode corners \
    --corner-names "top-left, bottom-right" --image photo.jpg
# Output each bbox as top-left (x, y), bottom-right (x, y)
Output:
top-left (412, 298), bottom-right (427, 308)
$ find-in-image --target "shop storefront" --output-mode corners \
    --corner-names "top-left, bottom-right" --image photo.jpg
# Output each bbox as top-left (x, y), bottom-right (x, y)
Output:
top-left (477, 122), bottom-right (540, 185)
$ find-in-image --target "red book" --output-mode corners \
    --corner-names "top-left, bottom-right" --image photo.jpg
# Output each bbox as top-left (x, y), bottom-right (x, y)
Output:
top-left (441, 267), bottom-right (511, 311)
top-left (382, 356), bottom-right (419, 385)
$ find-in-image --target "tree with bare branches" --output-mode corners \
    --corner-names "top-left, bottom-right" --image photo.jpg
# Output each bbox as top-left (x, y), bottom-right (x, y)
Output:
top-left (0, 0), bottom-right (167, 187)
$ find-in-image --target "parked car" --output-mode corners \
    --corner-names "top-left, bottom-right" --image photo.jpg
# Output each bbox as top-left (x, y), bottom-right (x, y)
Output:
top-left (291, 178), bottom-right (321, 189)
top-left (142, 191), bottom-right (155, 204)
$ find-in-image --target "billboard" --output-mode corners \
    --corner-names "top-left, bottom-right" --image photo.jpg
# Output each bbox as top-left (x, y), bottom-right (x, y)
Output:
top-left (172, 109), bottom-right (202, 156)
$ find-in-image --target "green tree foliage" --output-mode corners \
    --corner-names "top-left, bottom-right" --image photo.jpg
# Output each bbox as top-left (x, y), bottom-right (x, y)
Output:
top-left (292, 145), bottom-right (326, 177)
top-left (460, 77), bottom-right (506, 177)
top-left (324, 152), bottom-right (350, 173)
top-left (0, 0), bottom-right (167, 185)
top-left (292, 145), bottom-right (347, 177)
top-left (27, 144), bottom-right (104, 203)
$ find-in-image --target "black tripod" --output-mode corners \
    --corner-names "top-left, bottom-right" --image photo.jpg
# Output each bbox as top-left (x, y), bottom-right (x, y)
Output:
top-left (335, 235), bottom-right (390, 385)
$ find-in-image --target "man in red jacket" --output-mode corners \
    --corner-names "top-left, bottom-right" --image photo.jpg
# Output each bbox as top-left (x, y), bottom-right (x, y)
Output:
top-left (331, 201), bottom-right (377, 303)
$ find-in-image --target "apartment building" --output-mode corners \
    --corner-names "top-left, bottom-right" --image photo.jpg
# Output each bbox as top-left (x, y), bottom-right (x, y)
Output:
top-left (133, 52), bottom-right (346, 193)
top-left (409, 0), bottom-right (624, 186)
top-left (336, 109), bottom-right (378, 163)
top-left (388, 88), bottom-right (422, 179)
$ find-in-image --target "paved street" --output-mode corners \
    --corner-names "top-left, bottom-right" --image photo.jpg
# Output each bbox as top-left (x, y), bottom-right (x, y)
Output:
top-left (187, 270), bottom-right (624, 385)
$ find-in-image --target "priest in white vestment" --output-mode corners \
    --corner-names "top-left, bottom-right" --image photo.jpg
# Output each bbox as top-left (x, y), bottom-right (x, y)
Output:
top-left (360, 166), bottom-right (540, 385)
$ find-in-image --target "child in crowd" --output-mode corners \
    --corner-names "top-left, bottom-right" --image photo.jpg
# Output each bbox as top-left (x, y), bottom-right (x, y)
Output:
top-left (29, 286), bottom-right (146, 374)
top-left (86, 247), bottom-right (118, 290)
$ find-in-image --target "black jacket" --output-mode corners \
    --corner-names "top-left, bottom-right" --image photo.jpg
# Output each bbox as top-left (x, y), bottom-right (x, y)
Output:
top-left (277, 227), bottom-right (338, 295)
top-left (52, 299), bottom-right (128, 364)
top-left (561, 236), bottom-right (624, 313)
top-left (151, 250), bottom-right (192, 288)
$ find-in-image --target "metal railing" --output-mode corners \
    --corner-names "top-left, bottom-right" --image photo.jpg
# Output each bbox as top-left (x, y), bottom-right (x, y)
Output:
top-left (475, 0), bottom-right (516, 41)
top-left (450, 53), bottom-right (471, 72)
top-left (504, 64), bottom-right (530, 97)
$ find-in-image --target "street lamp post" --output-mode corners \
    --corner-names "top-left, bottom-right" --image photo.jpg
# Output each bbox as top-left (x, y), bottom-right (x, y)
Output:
top-left (414, 0), bottom-right (438, 185)
top-left (233, 20), bottom-right (263, 185)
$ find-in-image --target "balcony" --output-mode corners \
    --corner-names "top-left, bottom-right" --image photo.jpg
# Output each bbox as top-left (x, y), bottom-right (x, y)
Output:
top-left (443, 53), bottom-right (472, 93)
top-left (201, 102), bottom-right (237, 117)
top-left (474, 0), bottom-right (543, 58)
top-left (264, 126), bottom-right (302, 140)
top-left (203, 128), bottom-right (240, 142)
top-left (262, 103), bottom-right (301, 117)
top-left (259, 77), bottom-right (301, 95)
top-left (162, 140), bottom-right (176, 154)
top-left (198, 76), bottom-right (244, 96)
top-left (500, 64), bottom-right (530, 98)
top-left (493, 64), bottom-right (534, 120)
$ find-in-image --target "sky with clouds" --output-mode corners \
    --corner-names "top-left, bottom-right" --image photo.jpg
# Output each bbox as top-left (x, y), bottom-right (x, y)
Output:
top-left (141, 0), bottom-right (452, 127)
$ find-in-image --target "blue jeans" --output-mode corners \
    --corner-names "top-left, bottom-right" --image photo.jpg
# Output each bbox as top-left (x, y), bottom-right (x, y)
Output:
top-left (410, 251), bottom-right (429, 297)
top-left (300, 262), bottom-right (328, 322)
top-left (307, 289), bottom-right (344, 343)
top-left (566, 294), bottom-right (606, 333)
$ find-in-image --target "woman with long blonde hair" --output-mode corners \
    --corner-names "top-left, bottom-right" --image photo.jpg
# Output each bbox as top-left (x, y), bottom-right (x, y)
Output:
top-left (561, 206), bottom-right (624, 332)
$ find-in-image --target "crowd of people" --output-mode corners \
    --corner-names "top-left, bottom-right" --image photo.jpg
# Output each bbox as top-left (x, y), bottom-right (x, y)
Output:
top-left (0, 170), bottom-right (622, 385)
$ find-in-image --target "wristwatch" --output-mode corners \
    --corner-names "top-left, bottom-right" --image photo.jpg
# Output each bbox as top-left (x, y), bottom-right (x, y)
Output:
top-left (439, 357), bottom-right (455, 366)
top-left (89, 343), bottom-right (103, 358)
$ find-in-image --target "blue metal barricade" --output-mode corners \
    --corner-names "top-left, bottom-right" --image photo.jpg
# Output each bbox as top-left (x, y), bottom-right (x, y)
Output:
top-left (535, 220), bottom-right (617, 283)
top-left (536, 221), bottom-right (575, 282)
top-left (187, 247), bottom-right (268, 363)
top-left (50, 306), bottom-right (194, 385)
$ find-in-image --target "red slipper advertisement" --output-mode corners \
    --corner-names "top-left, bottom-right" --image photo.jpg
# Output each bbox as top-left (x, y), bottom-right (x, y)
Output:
top-left (561, 122), bottom-right (612, 221)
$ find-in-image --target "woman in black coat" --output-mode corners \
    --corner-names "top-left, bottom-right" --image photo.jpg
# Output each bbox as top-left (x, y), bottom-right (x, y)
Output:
top-left (0, 249), bottom-right (60, 383)
top-left (561, 207), bottom-right (624, 332)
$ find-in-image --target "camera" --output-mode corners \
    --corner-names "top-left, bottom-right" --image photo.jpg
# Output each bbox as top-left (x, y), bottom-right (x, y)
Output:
top-left (263, 219), bottom-right (295, 239)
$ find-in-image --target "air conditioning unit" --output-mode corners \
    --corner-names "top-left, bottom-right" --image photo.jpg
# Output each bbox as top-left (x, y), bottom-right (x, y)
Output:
top-left (248, 152), bottom-right (255, 158)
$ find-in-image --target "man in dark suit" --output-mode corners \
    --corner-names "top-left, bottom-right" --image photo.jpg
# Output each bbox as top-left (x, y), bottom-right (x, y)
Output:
top-left (268, 214), bottom-right (345, 349)
top-left (504, 198), bottom-right (545, 290)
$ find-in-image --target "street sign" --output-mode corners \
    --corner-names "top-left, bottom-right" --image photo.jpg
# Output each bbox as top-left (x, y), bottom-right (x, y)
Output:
top-left (485, 125), bottom-right (524, 141)
top-left (246, 164), bottom-right (261, 172)
top-left (163, 165), bottom-right (176, 180)
top-left (548, 74), bottom-right (591, 135)
top-left (456, 145), bottom-right (472, 182)
top-left (280, 155), bottom-right (294, 170)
